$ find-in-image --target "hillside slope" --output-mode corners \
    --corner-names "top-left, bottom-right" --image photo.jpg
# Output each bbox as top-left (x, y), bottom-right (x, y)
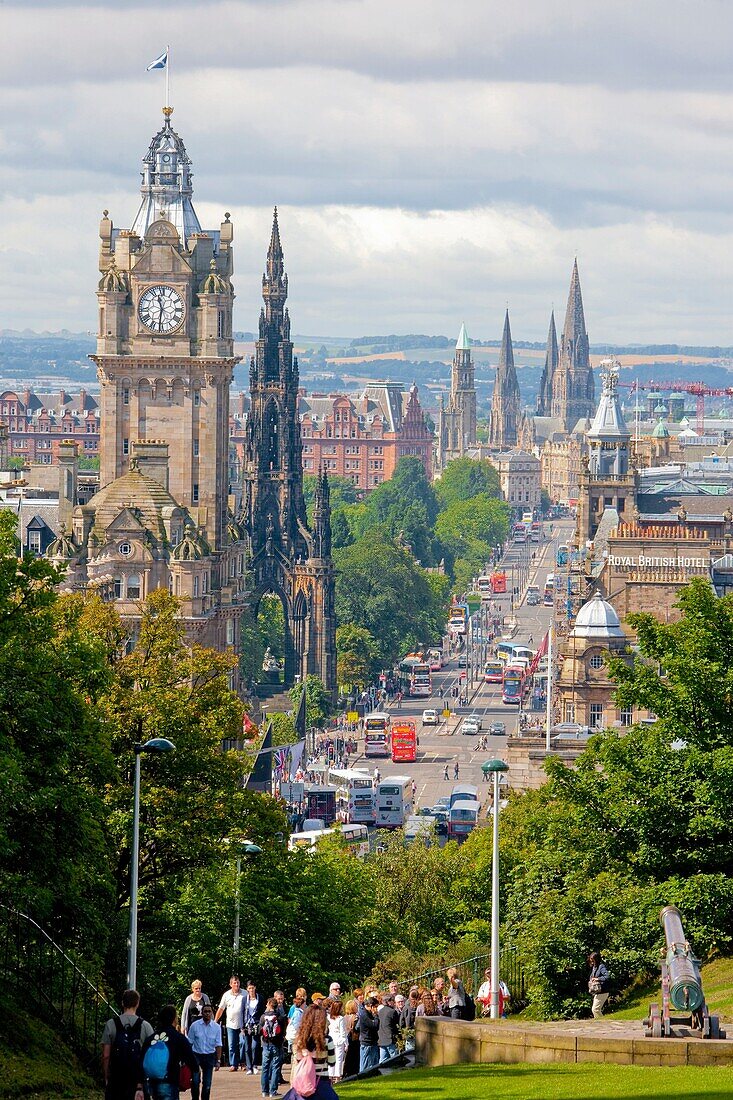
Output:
top-left (0, 1009), bottom-right (102, 1099)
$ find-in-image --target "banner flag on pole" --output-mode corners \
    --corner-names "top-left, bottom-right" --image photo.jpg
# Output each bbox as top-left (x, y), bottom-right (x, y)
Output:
top-left (146, 49), bottom-right (168, 70)
top-left (295, 685), bottom-right (307, 742)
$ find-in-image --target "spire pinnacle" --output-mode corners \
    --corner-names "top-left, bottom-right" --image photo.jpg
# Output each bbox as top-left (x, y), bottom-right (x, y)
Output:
top-left (267, 206), bottom-right (284, 279)
top-left (497, 310), bottom-right (515, 380)
top-left (456, 322), bottom-right (470, 351)
top-left (562, 257), bottom-right (586, 345)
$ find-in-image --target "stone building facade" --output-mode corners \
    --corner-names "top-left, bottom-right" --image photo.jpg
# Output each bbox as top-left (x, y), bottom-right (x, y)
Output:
top-left (49, 109), bottom-right (335, 692)
top-left (489, 450), bottom-right (541, 511)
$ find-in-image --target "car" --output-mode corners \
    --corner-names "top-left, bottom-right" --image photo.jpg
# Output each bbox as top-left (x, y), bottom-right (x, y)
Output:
top-left (457, 655), bottom-right (467, 668)
top-left (462, 718), bottom-right (480, 736)
top-left (468, 712), bottom-right (483, 730)
top-left (422, 708), bottom-right (439, 725)
top-left (432, 797), bottom-right (450, 812)
top-left (489, 721), bottom-right (507, 736)
top-left (526, 592), bottom-right (540, 606)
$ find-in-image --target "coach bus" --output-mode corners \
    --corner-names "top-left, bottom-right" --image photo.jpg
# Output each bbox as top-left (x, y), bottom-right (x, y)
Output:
top-left (375, 776), bottom-right (414, 828)
top-left (448, 602), bottom-right (469, 635)
top-left (502, 665), bottom-right (524, 705)
top-left (410, 662), bottom-right (432, 697)
top-left (477, 575), bottom-right (492, 600)
top-left (391, 721), bottom-right (417, 764)
top-left (364, 712), bottom-right (391, 757)
top-left (329, 768), bottom-right (375, 824)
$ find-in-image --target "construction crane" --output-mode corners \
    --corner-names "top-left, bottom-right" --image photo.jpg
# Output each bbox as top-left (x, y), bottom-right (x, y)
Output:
top-left (618, 380), bottom-right (733, 435)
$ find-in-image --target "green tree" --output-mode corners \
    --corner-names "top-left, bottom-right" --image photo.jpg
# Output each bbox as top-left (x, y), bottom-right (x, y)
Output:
top-left (363, 457), bottom-right (439, 532)
top-left (336, 624), bottom-right (378, 688)
top-left (289, 674), bottom-right (333, 728)
top-left (435, 495), bottom-right (510, 587)
top-left (607, 578), bottom-right (733, 751)
top-left (334, 529), bottom-right (445, 665)
top-left (434, 457), bottom-right (501, 508)
top-left (0, 511), bottom-right (115, 950)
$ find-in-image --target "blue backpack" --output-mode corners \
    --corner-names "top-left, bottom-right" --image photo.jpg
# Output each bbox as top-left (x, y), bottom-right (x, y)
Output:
top-left (143, 1034), bottom-right (170, 1081)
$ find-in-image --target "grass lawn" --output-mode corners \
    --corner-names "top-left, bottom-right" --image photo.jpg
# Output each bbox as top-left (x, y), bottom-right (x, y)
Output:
top-left (0, 1010), bottom-right (102, 1100)
top-left (340, 1063), bottom-right (733, 1100)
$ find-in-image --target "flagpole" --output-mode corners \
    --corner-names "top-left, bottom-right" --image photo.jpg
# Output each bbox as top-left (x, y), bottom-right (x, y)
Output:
top-left (165, 45), bottom-right (170, 109)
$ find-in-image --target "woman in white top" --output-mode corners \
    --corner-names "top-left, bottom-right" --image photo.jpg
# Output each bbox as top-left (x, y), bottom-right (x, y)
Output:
top-left (326, 998), bottom-right (348, 1082)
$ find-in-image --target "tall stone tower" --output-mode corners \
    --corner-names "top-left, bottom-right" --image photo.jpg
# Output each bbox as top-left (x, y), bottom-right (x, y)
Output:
top-left (489, 311), bottom-right (521, 449)
top-left (536, 311), bottom-right (558, 416)
top-left (92, 108), bottom-right (239, 552)
top-left (578, 359), bottom-right (636, 542)
top-left (551, 260), bottom-right (595, 431)
top-left (240, 211), bottom-right (336, 692)
top-left (436, 323), bottom-right (477, 469)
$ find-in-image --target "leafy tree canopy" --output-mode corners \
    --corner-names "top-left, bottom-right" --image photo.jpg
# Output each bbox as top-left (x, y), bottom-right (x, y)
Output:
top-left (434, 456), bottom-right (501, 508)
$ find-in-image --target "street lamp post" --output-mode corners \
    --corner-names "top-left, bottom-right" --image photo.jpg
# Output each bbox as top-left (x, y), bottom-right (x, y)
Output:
top-left (127, 737), bottom-right (175, 990)
top-left (231, 841), bottom-right (263, 968)
top-left (485, 758), bottom-right (509, 1020)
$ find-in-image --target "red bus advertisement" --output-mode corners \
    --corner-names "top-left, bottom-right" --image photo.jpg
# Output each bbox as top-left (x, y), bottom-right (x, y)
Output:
top-left (502, 665), bottom-right (524, 705)
top-left (391, 721), bottom-right (417, 763)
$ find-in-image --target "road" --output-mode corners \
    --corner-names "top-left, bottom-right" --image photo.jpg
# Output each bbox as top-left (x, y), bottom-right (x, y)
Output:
top-left (350, 519), bottom-right (574, 813)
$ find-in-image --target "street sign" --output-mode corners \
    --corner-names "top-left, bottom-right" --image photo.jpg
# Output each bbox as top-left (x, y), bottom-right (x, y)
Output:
top-left (280, 781), bottom-right (304, 802)
top-left (347, 711), bottom-right (359, 723)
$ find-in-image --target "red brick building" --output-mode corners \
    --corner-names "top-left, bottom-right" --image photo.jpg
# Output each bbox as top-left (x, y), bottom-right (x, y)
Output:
top-left (0, 389), bottom-right (100, 464)
top-left (230, 381), bottom-right (433, 491)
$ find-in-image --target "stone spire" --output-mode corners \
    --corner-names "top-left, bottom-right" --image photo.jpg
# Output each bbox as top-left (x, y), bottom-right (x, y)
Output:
top-left (536, 311), bottom-right (558, 416)
top-left (257, 208), bottom-right (291, 384)
top-left (313, 467), bottom-right (332, 560)
top-left (489, 310), bottom-right (521, 449)
top-left (550, 259), bottom-right (595, 431)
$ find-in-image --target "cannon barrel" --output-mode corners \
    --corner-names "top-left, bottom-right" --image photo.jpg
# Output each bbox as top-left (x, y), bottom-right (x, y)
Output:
top-left (659, 905), bottom-right (704, 1013)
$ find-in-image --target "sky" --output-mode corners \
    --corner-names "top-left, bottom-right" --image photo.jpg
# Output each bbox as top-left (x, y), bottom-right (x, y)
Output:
top-left (2, 0), bottom-right (733, 343)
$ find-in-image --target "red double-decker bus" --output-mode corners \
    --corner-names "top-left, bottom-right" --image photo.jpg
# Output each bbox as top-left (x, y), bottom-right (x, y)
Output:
top-left (491, 571), bottom-right (507, 594)
top-left (391, 721), bottom-right (417, 763)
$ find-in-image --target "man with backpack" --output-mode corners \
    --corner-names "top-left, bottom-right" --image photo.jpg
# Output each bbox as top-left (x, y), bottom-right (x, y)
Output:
top-left (258, 997), bottom-right (284, 1098)
top-left (141, 1004), bottom-right (198, 1100)
top-left (101, 989), bottom-right (154, 1100)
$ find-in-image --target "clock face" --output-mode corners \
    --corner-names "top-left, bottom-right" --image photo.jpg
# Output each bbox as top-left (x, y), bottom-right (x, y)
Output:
top-left (138, 284), bottom-right (185, 334)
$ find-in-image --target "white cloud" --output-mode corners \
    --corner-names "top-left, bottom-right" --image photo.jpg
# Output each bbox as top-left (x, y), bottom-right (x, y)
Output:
top-left (1, 0), bottom-right (733, 341)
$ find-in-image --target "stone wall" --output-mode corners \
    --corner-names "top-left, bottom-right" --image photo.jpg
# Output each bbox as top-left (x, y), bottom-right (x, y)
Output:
top-left (505, 734), bottom-right (586, 791)
top-left (415, 1017), bottom-right (733, 1068)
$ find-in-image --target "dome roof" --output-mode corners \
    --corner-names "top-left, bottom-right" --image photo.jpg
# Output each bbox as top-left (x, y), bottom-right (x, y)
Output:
top-left (652, 417), bottom-right (670, 438)
top-left (571, 592), bottom-right (625, 640)
top-left (85, 465), bottom-right (183, 542)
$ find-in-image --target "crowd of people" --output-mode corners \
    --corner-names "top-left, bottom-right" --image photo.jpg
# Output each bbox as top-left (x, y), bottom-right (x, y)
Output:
top-left (102, 966), bottom-right (513, 1100)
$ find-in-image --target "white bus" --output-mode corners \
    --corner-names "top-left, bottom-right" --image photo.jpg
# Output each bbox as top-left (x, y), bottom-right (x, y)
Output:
top-left (364, 712), bottom-right (391, 757)
top-left (477, 575), bottom-right (492, 601)
top-left (375, 776), bottom-right (414, 828)
top-left (329, 768), bottom-right (375, 825)
top-left (288, 823), bottom-right (370, 858)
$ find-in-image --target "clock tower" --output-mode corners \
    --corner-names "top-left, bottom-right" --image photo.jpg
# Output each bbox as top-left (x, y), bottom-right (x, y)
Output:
top-left (92, 107), bottom-right (239, 552)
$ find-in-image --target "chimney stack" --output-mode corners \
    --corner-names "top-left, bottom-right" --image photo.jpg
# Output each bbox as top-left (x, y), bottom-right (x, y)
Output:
top-left (130, 440), bottom-right (170, 489)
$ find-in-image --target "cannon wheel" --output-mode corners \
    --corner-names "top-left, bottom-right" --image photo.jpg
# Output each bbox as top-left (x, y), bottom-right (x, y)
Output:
top-left (647, 1002), bottom-right (662, 1039)
top-left (663, 1016), bottom-right (672, 1038)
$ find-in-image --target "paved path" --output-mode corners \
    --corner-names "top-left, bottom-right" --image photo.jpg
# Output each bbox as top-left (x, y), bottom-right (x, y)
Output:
top-left (204, 1062), bottom-right (294, 1099)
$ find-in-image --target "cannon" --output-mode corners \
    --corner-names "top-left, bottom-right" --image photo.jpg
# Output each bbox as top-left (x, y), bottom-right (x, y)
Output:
top-left (644, 905), bottom-right (726, 1039)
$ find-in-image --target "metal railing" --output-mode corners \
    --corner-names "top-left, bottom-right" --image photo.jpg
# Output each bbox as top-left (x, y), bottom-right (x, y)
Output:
top-left (400, 948), bottom-right (526, 1004)
top-left (0, 903), bottom-right (115, 1073)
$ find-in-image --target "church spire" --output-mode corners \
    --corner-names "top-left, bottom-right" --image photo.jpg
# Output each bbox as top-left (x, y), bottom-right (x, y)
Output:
top-left (536, 311), bottom-right (558, 416)
top-left (562, 258), bottom-right (587, 351)
top-left (489, 310), bottom-right (521, 449)
top-left (551, 259), bottom-right (594, 430)
top-left (267, 206), bottom-right (285, 282)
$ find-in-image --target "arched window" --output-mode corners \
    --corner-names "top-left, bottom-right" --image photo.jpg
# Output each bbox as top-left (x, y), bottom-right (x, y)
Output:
top-left (264, 400), bottom-right (280, 471)
top-left (126, 574), bottom-right (141, 600)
